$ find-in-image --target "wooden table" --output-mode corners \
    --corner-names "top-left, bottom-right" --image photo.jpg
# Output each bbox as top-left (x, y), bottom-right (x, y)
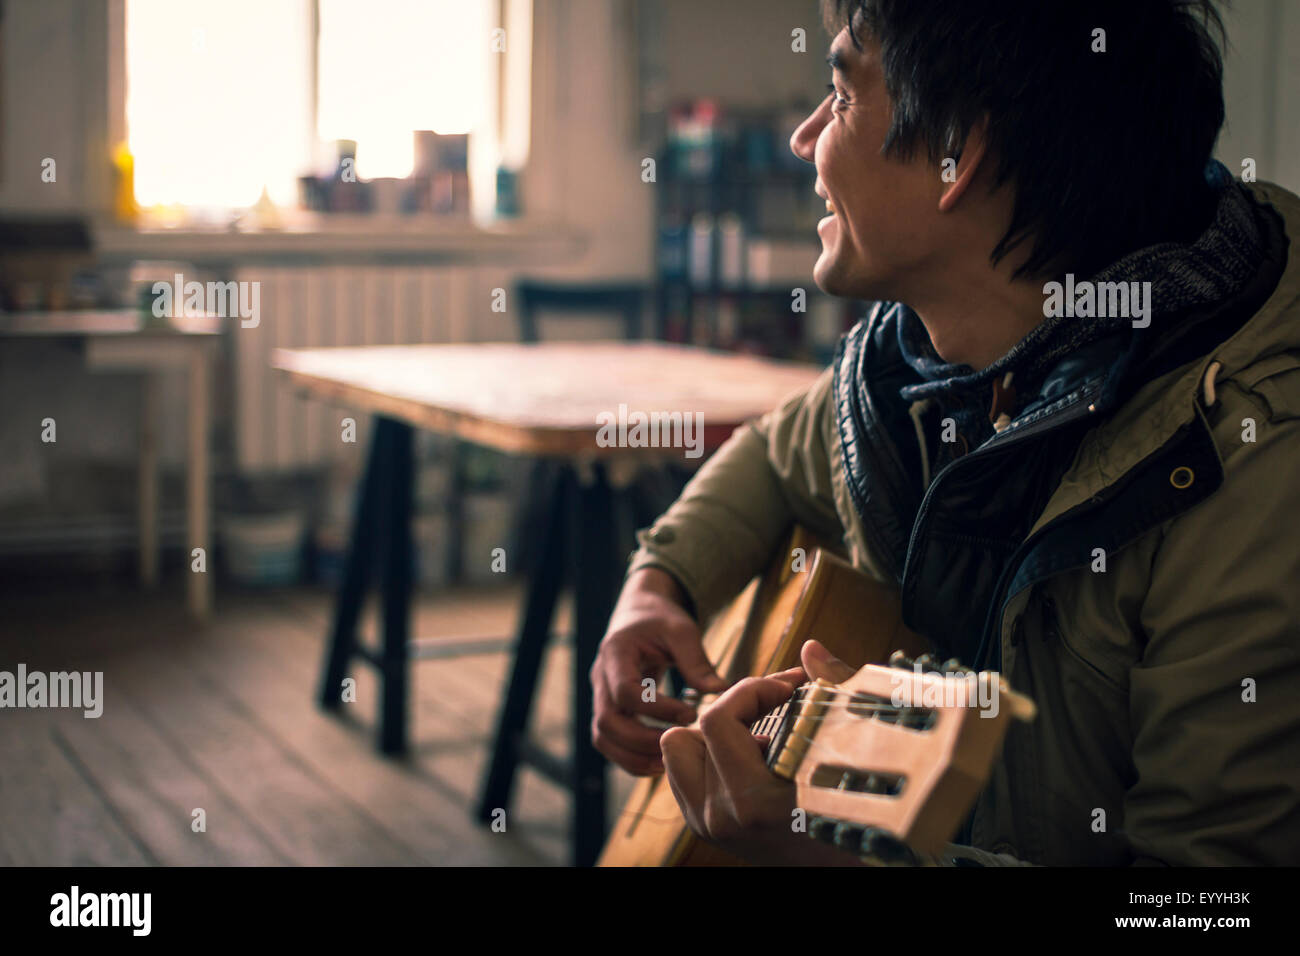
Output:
top-left (274, 342), bottom-right (821, 866)
top-left (0, 310), bottom-right (220, 619)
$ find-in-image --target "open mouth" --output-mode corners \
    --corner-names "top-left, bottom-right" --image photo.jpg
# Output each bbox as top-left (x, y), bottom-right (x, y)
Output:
top-left (816, 182), bottom-right (839, 236)
top-left (817, 192), bottom-right (838, 237)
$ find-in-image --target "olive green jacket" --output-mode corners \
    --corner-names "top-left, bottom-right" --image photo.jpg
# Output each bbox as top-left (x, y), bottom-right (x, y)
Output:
top-left (630, 182), bottom-right (1300, 865)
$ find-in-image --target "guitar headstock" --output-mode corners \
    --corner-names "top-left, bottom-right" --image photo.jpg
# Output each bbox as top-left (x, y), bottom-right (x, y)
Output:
top-left (759, 652), bottom-right (1036, 858)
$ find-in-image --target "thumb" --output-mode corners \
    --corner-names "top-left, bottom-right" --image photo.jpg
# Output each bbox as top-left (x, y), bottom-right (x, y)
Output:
top-left (801, 640), bottom-right (857, 684)
top-left (663, 624), bottom-right (727, 692)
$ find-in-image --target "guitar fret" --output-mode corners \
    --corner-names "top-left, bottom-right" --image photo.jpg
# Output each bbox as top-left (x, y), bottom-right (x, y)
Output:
top-left (751, 683), bottom-right (812, 760)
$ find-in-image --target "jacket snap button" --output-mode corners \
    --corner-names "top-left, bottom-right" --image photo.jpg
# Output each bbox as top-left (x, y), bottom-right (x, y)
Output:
top-left (648, 526), bottom-right (675, 544)
top-left (1169, 466), bottom-right (1195, 489)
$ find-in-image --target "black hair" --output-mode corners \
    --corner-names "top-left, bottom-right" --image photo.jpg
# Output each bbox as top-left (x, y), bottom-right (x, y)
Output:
top-left (821, 0), bottom-right (1229, 279)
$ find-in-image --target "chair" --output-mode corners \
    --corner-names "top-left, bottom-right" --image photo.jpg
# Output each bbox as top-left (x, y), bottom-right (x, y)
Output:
top-left (515, 280), bottom-right (651, 344)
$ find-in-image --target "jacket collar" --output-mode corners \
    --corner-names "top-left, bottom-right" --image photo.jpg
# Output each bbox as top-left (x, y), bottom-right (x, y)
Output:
top-left (1029, 181), bottom-right (1298, 536)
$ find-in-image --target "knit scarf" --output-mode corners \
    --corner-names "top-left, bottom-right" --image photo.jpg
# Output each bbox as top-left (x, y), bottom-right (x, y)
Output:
top-left (894, 165), bottom-right (1273, 446)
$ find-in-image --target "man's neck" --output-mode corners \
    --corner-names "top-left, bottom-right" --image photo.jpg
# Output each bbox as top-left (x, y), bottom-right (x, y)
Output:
top-left (904, 259), bottom-right (1049, 371)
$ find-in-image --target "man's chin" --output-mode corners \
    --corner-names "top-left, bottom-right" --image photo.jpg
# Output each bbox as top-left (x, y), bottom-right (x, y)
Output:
top-left (814, 249), bottom-right (884, 301)
top-left (813, 250), bottom-right (855, 298)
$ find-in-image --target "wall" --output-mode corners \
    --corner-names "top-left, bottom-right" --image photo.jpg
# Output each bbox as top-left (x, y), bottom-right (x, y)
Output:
top-left (659, 0), bottom-right (826, 109)
top-left (0, 0), bottom-right (131, 512)
top-left (0, 0), bottom-right (114, 214)
top-left (1, 0), bottom-right (1298, 503)
top-left (1215, 0), bottom-right (1300, 192)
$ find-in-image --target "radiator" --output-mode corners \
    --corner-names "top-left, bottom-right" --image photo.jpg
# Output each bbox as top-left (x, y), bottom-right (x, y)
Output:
top-left (233, 265), bottom-right (512, 471)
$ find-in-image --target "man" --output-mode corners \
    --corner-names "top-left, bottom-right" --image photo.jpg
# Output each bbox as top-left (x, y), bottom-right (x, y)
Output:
top-left (591, 0), bottom-right (1300, 865)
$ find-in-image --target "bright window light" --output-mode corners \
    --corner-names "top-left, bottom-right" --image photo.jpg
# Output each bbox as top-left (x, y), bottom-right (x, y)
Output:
top-left (126, 0), bottom-right (313, 210)
top-left (316, 0), bottom-right (494, 180)
top-left (126, 0), bottom-right (498, 210)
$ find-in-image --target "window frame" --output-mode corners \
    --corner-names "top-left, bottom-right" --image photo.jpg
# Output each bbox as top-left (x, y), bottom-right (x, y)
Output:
top-left (111, 0), bottom-right (532, 227)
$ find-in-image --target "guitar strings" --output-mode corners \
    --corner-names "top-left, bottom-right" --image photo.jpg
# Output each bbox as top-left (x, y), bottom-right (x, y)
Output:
top-left (609, 725), bottom-right (913, 827)
top-left (610, 693), bottom-right (943, 826)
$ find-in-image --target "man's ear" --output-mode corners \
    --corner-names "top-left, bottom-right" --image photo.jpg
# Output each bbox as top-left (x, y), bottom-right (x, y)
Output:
top-left (937, 117), bottom-right (991, 213)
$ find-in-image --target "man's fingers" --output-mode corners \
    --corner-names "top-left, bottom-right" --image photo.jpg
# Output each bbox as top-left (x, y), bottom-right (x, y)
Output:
top-left (663, 626), bottom-right (727, 693)
top-left (602, 641), bottom-right (655, 700)
top-left (597, 733), bottom-right (663, 776)
top-left (660, 726), bottom-right (708, 834)
top-left (767, 664), bottom-right (808, 687)
top-left (699, 676), bottom-right (802, 785)
top-left (592, 673), bottom-right (673, 765)
top-left (595, 702), bottom-right (670, 754)
top-left (602, 635), bottom-right (702, 723)
top-left (611, 677), bottom-right (698, 724)
top-left (801, 639), bottom-right (857, 684)
top-left (701, 744), bottom-right (731, 837)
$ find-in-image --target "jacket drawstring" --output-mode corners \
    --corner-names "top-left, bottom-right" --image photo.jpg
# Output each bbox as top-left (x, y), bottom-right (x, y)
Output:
top-left (991, 371), bottom-right (1016, 433)
top-left (908, 398), bottom-right (933, 493)
top-left (1202, 360), bottom-right (1223, 407)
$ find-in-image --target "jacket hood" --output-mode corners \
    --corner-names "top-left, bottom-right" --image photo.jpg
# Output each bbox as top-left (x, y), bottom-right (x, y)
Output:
top-left (893, 162), bottom-right (1289, 446)
top-left (1030, 178), bottom-right (1300, 535)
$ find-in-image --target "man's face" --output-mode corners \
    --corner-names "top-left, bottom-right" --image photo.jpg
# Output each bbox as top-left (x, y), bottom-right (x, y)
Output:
top-left (790, 28), bottom-right (944, 300)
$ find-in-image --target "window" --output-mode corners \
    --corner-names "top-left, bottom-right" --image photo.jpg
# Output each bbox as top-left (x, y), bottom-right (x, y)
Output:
top-left (126, 0), bottom-right (506, 215)
top-left (316, 0), bottom-right (493, 180)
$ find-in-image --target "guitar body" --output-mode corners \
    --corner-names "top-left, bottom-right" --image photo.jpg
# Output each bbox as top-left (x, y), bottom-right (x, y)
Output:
top-left (597, 527), bottom-right (928, 867)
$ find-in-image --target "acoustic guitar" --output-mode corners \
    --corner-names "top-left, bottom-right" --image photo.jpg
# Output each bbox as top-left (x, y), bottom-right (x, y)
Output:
top-left (596, 527), bottom-right (1035, 866)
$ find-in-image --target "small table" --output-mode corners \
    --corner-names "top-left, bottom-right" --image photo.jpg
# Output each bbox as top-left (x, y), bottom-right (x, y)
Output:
top-left (0, 310), bottom-right (220, 619)
top-left (273, 342), bottom-right (821, 865)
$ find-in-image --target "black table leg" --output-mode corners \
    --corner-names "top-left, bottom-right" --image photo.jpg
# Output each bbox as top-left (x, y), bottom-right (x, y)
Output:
top-left (570, 464), bottom-right (618, 867)
top-left (476, 464), bottom-right (570, 822)
top-left (316, 415), bottom-right (414, 757)
top-left (377, 418), bottom-right (414, 755)
top-left (317, 416), bottom-right (389, 712)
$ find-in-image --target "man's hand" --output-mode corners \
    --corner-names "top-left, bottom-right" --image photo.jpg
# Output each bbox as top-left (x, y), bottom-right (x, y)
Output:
top-left (590, 568), bottom-right (727, 775)
top-left (659, 640), bottom-right (865, 865)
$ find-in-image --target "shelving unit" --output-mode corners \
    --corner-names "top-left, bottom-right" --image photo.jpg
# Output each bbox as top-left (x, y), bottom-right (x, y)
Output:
top-left (651, 104), bottom-right (857, 360)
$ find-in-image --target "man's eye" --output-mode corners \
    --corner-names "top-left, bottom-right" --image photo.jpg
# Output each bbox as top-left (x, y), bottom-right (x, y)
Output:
top-left (825, 83), bottom-right (849, 109)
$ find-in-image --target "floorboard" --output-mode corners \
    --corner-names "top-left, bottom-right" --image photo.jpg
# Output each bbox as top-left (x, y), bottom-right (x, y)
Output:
top-left (0, 583), bottom-right (637, 867)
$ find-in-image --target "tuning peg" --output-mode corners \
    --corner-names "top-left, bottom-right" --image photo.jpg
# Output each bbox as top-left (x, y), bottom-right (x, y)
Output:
top-left (809, 815), bottom-right (837, 843)
top-left (833, 822), bottom-right (866, 852)
top-left (859, 827), bottom-right (918, 865)
top-left (920, 650), bottom-right (951, 671)
top-left (888, 650), bottom-right (915, 669)
top-left (942, 658), bottom-right (973, 675)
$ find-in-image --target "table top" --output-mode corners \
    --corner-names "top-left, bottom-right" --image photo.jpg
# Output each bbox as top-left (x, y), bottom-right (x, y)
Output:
top-left (273, 342), bottom-right (823, 458)
top-left (0, 309), bottom-right (222, 337)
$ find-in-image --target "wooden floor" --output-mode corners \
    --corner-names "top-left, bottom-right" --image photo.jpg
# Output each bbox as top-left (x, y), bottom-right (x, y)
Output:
top-left (0, 581), bottom-right (635, 866)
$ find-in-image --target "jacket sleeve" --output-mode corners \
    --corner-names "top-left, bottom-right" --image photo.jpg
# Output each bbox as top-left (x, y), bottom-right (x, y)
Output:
top-left (626, 366), bottom-right (844, 622)
top-left (1123, 405), bottom-right (1300, 865)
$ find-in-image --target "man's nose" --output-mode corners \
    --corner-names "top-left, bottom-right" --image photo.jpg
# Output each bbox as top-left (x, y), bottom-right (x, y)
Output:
top-left (789, 101), bottom-right (828, 165)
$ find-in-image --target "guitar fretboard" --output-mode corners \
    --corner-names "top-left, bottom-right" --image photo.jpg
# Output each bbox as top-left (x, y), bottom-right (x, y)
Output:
top-left (751, 682), bottom-right (812, 763)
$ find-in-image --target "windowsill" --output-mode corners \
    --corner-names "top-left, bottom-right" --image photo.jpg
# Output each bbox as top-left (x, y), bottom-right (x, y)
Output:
top-left (91, 214), bottom-right (587, 266)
